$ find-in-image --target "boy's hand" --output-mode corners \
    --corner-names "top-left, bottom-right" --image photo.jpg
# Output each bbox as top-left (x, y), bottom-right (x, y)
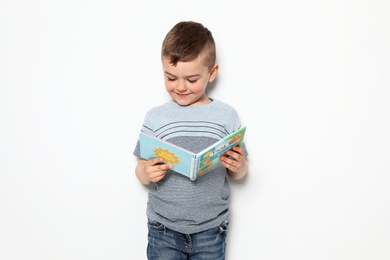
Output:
top-left (145, 158), bottom-right (172, 183)
top-left (220, 146), bottom-right (248, 180)
top-left (136, 157), bottom-right (172, 184)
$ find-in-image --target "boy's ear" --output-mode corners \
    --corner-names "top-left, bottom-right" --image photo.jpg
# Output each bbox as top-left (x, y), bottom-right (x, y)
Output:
top-left (208, 64), bottom-right (219, 82)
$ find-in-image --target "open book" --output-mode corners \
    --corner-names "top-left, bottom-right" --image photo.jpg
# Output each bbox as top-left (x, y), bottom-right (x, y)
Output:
top-left (139, 125), bottom-right (247, 180)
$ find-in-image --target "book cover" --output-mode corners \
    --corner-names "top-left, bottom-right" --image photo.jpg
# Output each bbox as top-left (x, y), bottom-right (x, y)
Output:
top-left (139, 125), bottom-right (247, 180)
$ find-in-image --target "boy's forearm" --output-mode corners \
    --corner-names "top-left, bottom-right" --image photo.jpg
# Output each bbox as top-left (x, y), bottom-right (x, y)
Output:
top-left (135, 159), bottom-right (152, 185)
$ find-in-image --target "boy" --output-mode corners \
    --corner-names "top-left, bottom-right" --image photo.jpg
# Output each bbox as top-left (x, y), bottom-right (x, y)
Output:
top-left (133, 21), bottom-right (248, 259)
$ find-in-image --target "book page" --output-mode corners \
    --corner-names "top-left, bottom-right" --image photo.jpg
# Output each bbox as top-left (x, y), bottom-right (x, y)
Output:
top-left (196, 126), bottom-right (247, 176)
top-left (139, 132), bottom-right (196, 178)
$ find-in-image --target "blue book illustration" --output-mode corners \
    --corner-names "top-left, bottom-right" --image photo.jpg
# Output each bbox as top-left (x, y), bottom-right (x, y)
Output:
top-left (139, 126), bottom-right (247, 180)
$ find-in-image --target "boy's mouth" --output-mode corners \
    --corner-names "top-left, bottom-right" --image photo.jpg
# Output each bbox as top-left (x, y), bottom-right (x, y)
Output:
top-left (175, 93), bottom-right (189, 98)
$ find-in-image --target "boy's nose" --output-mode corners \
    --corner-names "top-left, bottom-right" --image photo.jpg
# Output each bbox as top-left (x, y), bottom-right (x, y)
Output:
top-left (176, 80), bottom-right (187, 91)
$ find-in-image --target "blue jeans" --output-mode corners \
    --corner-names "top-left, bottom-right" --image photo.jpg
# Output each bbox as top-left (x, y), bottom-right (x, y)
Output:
top-left (147, 219), bottom-right (229, 260)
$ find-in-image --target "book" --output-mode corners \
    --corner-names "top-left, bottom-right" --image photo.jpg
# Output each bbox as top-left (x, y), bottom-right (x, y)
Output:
top-left (139, 125), bottom-right (247, 180)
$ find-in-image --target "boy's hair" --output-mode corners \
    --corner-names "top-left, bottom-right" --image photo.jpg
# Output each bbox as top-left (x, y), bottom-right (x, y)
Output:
top-left (161, 21), bottom-right (216, 71)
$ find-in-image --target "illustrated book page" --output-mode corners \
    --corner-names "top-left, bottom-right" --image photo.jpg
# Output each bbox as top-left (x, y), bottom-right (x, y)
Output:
top-left (139, 125), bottom-right (247, 180)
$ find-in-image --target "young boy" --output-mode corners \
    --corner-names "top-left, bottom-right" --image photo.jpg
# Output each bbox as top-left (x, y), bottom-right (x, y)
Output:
top-left (133, 21), bottom-right (248, 259)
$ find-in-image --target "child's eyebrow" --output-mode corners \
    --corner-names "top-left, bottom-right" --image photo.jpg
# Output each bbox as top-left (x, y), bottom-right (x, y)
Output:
top-left (164, 71), bottom-right (176, 77)
top-left (164, 71), bottom-right (201, 78)
top-left (186, 74), bottom-right (201, 78)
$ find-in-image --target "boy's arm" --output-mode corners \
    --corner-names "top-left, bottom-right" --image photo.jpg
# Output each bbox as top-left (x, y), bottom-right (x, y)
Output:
top-left (220, 146), bottom-right (248, 180)
top-left (135, 157), bottom-right (172, 184)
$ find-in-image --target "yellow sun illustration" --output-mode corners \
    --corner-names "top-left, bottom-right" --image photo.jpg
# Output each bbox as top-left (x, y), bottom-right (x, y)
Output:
top-left (154, 148), bottom-right (180, 164)
top-left (202, 150), bottom-right (213, 159)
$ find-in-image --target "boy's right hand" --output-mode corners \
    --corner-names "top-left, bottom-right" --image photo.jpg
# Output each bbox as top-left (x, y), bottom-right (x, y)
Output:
top-left (137, 157), bottom-right (172, 184)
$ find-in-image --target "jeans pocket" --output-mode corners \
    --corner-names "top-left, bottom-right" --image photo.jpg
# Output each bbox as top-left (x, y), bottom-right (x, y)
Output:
top-left (148, 220), bottom-right (165, 231)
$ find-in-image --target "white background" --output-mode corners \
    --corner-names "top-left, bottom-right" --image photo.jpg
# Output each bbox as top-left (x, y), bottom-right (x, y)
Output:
top-left (1, 1), bottom-right (389, 259)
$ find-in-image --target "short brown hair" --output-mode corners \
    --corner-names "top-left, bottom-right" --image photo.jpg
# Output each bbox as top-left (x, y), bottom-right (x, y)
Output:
top-left (161, 21), bottom-right (216, 71)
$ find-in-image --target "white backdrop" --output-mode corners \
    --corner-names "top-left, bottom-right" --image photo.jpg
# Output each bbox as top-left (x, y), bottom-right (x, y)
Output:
top-left (1, 1), bottom-right (389, 259)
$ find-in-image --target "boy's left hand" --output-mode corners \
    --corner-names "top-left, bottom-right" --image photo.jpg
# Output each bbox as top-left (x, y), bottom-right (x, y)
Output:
top-left (220, 146), bottom-right (248, 179)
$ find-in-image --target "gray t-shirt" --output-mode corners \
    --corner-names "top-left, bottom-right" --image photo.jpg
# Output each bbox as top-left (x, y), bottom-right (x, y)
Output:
top-left (133, 99), bottom-right (247, 234)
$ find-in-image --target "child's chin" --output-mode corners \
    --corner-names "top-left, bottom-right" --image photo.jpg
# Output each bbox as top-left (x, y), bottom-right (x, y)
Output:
top-left (176, 101), bottom-right (192, 106)
top-left (173, 98), bottom-right (192, 106)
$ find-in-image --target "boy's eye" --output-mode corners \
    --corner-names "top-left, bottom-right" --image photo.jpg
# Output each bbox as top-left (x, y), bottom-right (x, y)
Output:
top-left (188, 79), bottom-right (198, 84)
top-left (167, 77), bottom-right (176, 81)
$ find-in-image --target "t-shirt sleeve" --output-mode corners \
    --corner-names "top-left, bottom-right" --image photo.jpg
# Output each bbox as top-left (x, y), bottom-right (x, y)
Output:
top-left (133, 140), bottom-right (141, 158)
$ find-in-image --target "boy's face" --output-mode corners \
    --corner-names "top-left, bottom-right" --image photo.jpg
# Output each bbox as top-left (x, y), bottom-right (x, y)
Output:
top-left (162, 56), bottom-right (218, 106)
